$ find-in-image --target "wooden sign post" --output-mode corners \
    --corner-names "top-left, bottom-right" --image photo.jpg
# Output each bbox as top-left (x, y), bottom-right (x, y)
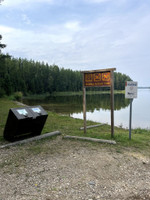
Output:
top-left (82, 68), bottom-right (116, 138)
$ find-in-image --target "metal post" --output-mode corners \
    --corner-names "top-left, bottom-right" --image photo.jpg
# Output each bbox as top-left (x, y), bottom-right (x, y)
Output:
top-left (129, 99), bottom-right (133, 140)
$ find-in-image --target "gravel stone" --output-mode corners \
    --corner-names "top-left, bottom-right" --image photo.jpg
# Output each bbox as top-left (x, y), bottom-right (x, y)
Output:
top-left (0, 136), bottom-right (150, 200)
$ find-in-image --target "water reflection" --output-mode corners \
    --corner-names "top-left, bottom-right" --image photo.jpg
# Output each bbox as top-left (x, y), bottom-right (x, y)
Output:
top-left (23, 90), bottom-right (150, 129)
top-left (23, 93), bottom-right (130, 115)
top-left (72, 90), bottom-right (150, 129)
top-left (87, 93), bottom-right (130, 112)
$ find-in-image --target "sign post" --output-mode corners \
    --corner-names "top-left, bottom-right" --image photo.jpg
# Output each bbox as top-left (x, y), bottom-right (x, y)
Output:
top-left (82, 68), bottom-right (116, 138)
top-left (129, 99), bottom-right (133, 140)
top-left (125, 81), bottom-right (138, 139)
top-left (83, 74), bottom-right (87, 134)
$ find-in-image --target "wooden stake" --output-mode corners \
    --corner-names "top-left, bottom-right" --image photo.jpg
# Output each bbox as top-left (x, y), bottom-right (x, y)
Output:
top-left (63, 135), bottom-right (116, 144)
top-left (110, 70), bottom-right (114, 138)
top-left (83, 86), bottom-right (86, 134)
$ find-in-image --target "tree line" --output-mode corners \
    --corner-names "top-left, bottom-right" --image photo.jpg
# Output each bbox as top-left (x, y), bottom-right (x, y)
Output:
top-left (0, 35), bottom-right (132, 97)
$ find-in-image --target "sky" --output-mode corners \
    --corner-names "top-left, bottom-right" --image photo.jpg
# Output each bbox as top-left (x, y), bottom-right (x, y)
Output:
top-left (0, 0), bottom-right (150, 86)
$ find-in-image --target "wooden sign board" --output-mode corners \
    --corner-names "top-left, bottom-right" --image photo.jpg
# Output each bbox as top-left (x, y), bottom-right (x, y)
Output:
top-left (84, 71), bottom-right (111, 87)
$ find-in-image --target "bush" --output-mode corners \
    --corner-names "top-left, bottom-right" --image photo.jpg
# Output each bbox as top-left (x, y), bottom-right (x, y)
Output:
top-left (14, 91), bottom-right (23, 101)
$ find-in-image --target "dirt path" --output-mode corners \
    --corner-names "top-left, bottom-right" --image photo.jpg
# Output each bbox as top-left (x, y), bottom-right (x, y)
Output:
top-left (0, 136), bottom-right (150, 200)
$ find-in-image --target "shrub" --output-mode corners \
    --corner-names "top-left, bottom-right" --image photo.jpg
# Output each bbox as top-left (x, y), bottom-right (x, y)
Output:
top-left (14, 91), bottom-right (23, 101)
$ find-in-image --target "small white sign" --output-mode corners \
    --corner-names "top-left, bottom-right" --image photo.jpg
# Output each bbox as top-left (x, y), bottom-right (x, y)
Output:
top-left (31, 108), bottom-right (41, 114)
top-left (125, 81), bottom-right (138, 99)
top-left (17, 109), bottom-right (28, 115)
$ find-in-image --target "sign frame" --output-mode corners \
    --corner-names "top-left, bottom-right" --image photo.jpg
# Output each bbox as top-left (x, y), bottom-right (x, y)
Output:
top-left (81, 68), bottom-right (116, 138)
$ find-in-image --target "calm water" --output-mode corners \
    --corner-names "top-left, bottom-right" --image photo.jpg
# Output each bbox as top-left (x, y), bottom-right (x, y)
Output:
top-left (23, 89), bottom-right (150, 129)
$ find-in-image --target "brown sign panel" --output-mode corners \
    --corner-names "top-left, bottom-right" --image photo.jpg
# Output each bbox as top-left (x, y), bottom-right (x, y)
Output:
top-left (84, 71), bottom-right (111, 87)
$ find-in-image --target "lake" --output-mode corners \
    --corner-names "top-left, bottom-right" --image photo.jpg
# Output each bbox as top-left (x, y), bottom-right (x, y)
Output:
top-left (23, 89), bottom-right (150, 129)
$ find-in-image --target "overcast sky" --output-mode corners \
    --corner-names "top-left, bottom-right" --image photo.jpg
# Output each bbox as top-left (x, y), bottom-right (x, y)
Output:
top-left (0, 0), bottom-right (150, 86)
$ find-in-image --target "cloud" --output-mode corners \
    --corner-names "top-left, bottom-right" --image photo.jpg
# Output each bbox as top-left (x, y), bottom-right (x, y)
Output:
top-left (84, 0), bottom-right (111, 3)
top-left (1, 9), bottom-right (150, 69)
top-left (64, 21), bottom-right (81, 32)
top-left (1, 0), bottom-right (150, 86)
top-left (83, 0), bottom-right (128, 5)
top-left (22, 14), bottom-right (31, 25)
top-left (0, 0), bottom-right (4, 4)
top-left (0, 22), bottom-right (76, 62)
top-left (2, 0), bottom-right (54, 7)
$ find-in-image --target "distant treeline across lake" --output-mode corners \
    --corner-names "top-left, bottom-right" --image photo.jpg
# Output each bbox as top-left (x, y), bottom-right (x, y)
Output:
top-left (0, 56), bottom-right (132, 97)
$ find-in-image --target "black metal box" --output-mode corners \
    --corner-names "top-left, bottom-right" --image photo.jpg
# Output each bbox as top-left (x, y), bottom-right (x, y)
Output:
top-left (28, 106), bottom-right (48, 136)
top-left (3, 106), bottom-right (48, 141)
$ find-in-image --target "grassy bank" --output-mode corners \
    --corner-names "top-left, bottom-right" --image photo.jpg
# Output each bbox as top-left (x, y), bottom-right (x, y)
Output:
top-left (0, 98), bottom-right (150, 154)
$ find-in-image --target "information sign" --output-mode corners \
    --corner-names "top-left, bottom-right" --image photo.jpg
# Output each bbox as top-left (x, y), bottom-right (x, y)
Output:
top-left (84, 71), bottom-right (111, 87)
top-left (125, 81), bottom-right (138, 99)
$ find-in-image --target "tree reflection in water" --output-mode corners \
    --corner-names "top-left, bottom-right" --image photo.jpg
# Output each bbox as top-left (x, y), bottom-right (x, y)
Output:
top-left (23, 93), bottom-right (130, 115)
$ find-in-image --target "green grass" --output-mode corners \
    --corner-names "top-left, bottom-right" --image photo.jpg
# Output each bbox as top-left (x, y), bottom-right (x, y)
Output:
top-left (0, 98), bottom-right (150, 155)
top-left (45, 112), bottom-right (150, 152)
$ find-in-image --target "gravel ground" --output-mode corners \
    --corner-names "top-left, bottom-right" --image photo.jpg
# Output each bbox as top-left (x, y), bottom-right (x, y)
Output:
top-left (0, 136), bottom-right (150, 200)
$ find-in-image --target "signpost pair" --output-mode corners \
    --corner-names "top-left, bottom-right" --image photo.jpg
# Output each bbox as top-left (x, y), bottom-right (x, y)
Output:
top-left (82, 68), bottom-right (138, 140)
top-left (82, 68), bottom-right (116, 138)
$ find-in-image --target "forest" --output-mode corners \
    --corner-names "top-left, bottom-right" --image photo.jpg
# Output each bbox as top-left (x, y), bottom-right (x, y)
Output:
top-left (0, 35), bottom-right (132, 97)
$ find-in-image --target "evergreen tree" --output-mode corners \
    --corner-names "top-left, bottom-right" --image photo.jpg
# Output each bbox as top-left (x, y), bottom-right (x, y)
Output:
top-left (0, 35), bottom-right (7, 96)
top-left (0, 35), bottom-right (6, 50)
